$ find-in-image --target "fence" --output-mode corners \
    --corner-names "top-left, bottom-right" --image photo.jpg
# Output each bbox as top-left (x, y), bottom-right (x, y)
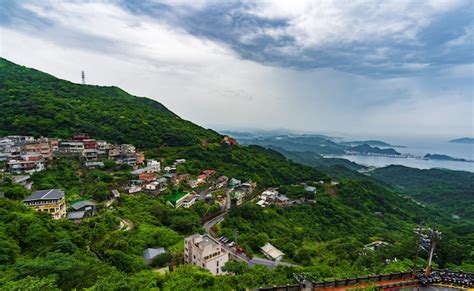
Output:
top-left (310, 271), bottom-right (414, 289)
top-left (256, 271), bottom-right (415, 290)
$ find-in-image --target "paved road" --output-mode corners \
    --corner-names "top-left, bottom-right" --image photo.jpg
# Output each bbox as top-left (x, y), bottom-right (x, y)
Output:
top-left (202, 210), bottom-right (250, 262)
top-left (203, 212), bottom-right (226, 233)
top-left (225, 188), bottom-right (233, 210)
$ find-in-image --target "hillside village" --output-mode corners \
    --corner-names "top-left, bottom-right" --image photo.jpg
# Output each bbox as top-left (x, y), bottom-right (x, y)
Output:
top-left (0, 133), bottom-right (324, 275)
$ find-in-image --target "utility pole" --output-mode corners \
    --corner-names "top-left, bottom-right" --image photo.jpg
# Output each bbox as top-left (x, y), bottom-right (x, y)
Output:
top-left (81, 71), bottom-right (85, 85)
top-left (425, 228), bottom-right (441, 276)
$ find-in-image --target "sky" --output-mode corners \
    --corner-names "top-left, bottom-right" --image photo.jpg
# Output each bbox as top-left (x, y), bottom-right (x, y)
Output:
top-left (0, 0), bottom-right (473, 138)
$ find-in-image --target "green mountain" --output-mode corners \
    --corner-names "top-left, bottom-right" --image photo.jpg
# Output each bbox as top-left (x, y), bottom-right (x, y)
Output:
top-left (424, 153), bottom-right (469, 162)
top-left (340, 140), bottom-right (403, 148)
top-left (349, 144), bottom-right (401, 156)
top-left (237, 135), bottom-right (347, 155)
top-left (370, 165), bottom-right (474, 219)
top-left (0, 58), bottom-right (219, 147)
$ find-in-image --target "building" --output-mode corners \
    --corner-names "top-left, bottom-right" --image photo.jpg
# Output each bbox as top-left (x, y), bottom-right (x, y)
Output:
top-left (8, 155), bottom-right (45, 174)
top-left (6, 135), bottom-right (35, 144)
top-left (139, 173), bottom-right (157, 183)
top-left (85, 161), bottom-right (105, 168)
top-left (82, 139), bottom-right (97, 150)
top-left (117, 152), bottom-right (138, 167)
top-left (96, 140), bottom-right (110, 151)
top-left (58, 141), bottom-right (85, 156)
top-left (136, 152), bottom-right (145, 165)
top-left (275, 194), bottom-right (290, 206)
top-left (21, 138), bottom-right (57, 159)
top-left (143, 247), bottom-right (166, 264)
top-left (364, 240), bottom-right (389, 251)
top-left (131, 159), bottom-right (161, 175)
top-left (228, 178), bottom-right (241, 187)
top-left (12, 175), bottom-right (33, 189)
top-left (231, 191), bottom-right (244, 206)
top-left (222, 136), bottom-right (238, 145)
top-left (83, 149), bottom-right (98, 160)
top-left (67, 210), bottom-right (93, 223)
top-left (304, 185), bottom-right (317, 192)
top-left (181, 194), bottom-right (197, 208)
top-left (166, 191), bottom-right (195, 208)
top-left (23, 189), bottom-right (66, 220)
top-left (184, 234), bottom-right (229, 275)
top-left (111, 189), bottom-right (121, 198)
top-left (70, 200), bottom-right (96, 214)
top-left (145, 177), bottom-right (167, 192)
top-left (72, 133), bottom-right (90, 141)
top-left (261, 243), bottom-right (284, 261)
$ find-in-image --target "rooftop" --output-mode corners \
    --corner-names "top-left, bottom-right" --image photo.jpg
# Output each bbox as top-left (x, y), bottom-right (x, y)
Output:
top-left (195, 234), bottom-right (220, 249)
top-left (23, 189), bottom-right (64, 202)
top-left (67, 211), bottom-right (87, 220)
top-left (12, 175), bottom-right (30, 183)
top-left (144, 247), bottom-right (166, 262)
top-left (71, 200), bottom-right (96, 211)
top-left (261, 243), bottom-right (284, 260)
top-left (167, 191), bottom-right (188, 204)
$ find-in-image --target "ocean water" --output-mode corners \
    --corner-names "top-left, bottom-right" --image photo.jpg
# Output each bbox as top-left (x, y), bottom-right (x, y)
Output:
top-left (334, 137), bottom-right (474, 172)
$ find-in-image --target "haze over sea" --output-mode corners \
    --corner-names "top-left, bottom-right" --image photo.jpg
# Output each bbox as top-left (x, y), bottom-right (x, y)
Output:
top-left (334, 136), bottom-right (474, 172)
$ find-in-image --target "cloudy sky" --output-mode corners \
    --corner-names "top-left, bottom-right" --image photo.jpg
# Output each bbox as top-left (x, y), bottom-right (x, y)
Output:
top-left (1, 0), bottom-right (473, 138)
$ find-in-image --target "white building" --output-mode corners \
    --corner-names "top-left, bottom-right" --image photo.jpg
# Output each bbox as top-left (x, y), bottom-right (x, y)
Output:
top-left (261, 243), bottom-right (284, 261)
top-left (131, 159), bottom-right (161, 175)
top-left (184, 234), bottom-right (229, 275)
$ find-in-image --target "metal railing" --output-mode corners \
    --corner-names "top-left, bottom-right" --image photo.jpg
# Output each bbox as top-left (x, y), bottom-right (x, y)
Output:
top-left (310, 271), bottom-right (414, 288)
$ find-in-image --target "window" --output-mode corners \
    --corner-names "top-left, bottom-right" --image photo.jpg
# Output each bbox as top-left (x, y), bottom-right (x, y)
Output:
top-left (216, 268), bottom-right (219, 274)
top-left (217, 261), bottom-right (219, 267)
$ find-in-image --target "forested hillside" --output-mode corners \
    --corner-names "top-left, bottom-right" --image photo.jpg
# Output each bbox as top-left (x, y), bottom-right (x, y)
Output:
top-left (0, 58), bottom-right (219, 147)
top-left (370, 165), bottom-right (474, 219)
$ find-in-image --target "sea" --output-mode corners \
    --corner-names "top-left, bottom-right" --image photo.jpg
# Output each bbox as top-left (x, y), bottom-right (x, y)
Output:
top-left (332, 137), bottom-right (474, 173)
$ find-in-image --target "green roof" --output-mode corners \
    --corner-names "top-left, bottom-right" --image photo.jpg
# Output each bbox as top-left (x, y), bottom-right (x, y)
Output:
top-left (166, 192), bottom-right (188, 205)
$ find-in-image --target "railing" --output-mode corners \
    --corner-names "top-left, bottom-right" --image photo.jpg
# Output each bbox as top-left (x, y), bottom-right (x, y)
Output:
top-left (258, 284), bottom-right (301, 291)
top-left (255, 271), bottom-right (416, 290)
top-left (310, 271), bottom-right (414, 288)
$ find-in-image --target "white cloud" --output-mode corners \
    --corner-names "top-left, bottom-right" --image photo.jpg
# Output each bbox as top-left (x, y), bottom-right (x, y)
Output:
top-left (248, 0), bottom-right (468, 48)
top-left (446, 26), bottom-right (474, 47)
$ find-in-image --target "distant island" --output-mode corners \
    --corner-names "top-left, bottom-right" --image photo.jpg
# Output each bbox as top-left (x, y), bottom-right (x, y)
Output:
top-left (347, 144), bottom-right (401, 156)
top-left (341, 140), bottom-right (404, 148)
top-left (449, 137), bottom-right (474, 144)
top-left (424, 153), bottom-right (470, 162)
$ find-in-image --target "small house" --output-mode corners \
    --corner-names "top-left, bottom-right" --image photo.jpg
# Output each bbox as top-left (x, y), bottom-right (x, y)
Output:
top-left (261, 243), bottom-right (284, 261)
top-left (70, 200), bottom-right (97, 214)
top-left (143, 247), bottom-right (166, 264)
top-left (167, 191), bottom-right (193, 208)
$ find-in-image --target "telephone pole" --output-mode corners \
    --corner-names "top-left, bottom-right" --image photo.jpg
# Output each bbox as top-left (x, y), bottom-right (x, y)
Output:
top-left (425, 228), bottom-right (441, 276)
